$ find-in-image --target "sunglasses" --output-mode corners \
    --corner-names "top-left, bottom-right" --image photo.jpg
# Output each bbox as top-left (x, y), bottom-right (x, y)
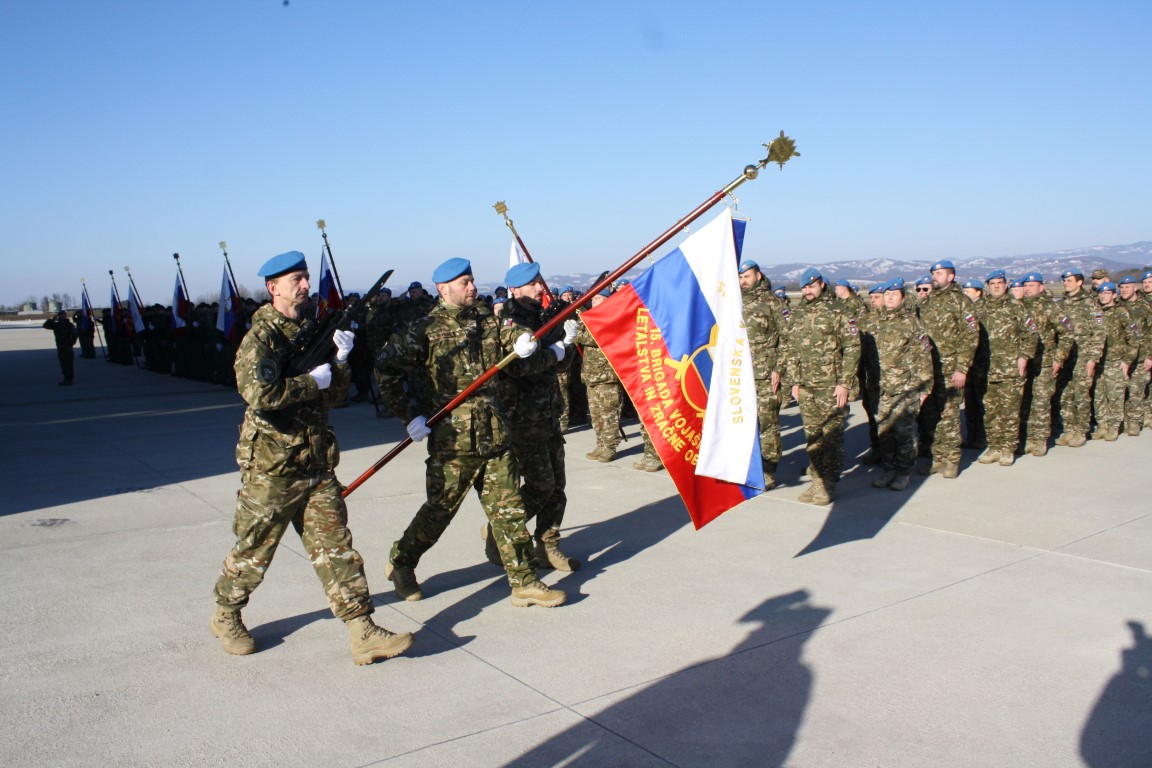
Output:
top-left (916, 287), bottom-right (931, 293)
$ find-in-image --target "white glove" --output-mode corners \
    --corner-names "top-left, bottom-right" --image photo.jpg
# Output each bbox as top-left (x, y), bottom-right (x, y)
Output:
top-left (406, 416), bottom-right (431, 442)
top-left (550, 341), bottom-right (566, 362)
top-left (513, 332), bottom-right (538, 358)
top-left (333, 329), bottom-right (355, 364)
top-left (309, 363), bottom-right (332, 390)
top-left (562, 319), bottom-right (578, 346)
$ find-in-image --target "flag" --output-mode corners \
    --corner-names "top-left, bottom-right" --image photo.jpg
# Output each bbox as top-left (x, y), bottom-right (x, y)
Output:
top-left (316, 246), bottom-right (343, 319)
top-left (80, 289), bottom-right (94, 334)
top-left (580, 208), bottom-right (763, 528)
top-left (128, 284), bottom-right (146, 333)
top-left (109, 284), bottom-right (121, 335)
top-left (215, 267), bottom-right (243, 344)
top-left (508, 238), bottom-right (552, 308)
top-left (171, 272), bottom-right (191, 337)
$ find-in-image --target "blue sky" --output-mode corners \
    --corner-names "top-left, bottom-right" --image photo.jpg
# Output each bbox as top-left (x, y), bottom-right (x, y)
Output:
top-left (2, 1), bottom-right (1149, 306)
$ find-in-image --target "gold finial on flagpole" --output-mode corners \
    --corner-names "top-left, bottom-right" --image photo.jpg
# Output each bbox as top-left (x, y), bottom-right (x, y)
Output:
top-left (316, 219), bottom-right (326, 232)
top-left (219, 241), bottom-right (227, 252)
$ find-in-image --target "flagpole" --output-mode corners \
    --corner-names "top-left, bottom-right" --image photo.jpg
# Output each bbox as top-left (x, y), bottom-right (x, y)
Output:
top-left (316, 219), bottom-right (347, 301)
top-left (342, 134), bottom-right (798, 497)
top-left (492, 201), bottom-right (556, 304)
top-left (219, 241), bottom-right (241, 299)
top-left (109, 269), bottom-right (142, 368)
top-left (80, 279), bottom-right (107, 359)
top-left (173, 252), bottom-right (190, 299)
top-left (124, 266), bottom-right (147, 368)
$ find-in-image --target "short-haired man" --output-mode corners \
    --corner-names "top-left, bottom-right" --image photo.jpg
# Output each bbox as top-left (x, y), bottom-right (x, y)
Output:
top-left (739, 260), bottom-right (783, 488)
top-left (1019, 273), bottom-right (1073, 456)
top-left (1054, 268), bottom-right (1106, 447)
top-left (1091, 282), bottom-right (1138, 441)
top-left (1118, 276), bottom-right (1152, 435)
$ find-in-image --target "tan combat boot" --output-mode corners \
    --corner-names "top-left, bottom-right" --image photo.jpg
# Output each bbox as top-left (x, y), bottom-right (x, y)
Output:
top-left (999, 451), bottom-right (1015, 466)
top-left (940, 464), bottom-right (959, 479)
top-left (511, 579), bottom-right (566, 608)
top-left (535, 534), bottom-right (579, 572)
top-left (385, 562), bottom-right (423, 601)
top-left (809, 479), bottom-right (835, 505)
top-left (210, 605), bottom-right (255, 656)
top-left (347, 615), bottom-right (413, 665)
top-left (585, 446), bottom-right (616, 462)
top-left (977, 448), bottom-right (1001, 464)
top-left (1126, 424), bottom-right (1141, 437)
top-left (1066, 433), bottom-right (1087, 447)
top-left (797, 480), bottom-right (818, 503)
top-left (632, 456), bottom-right (663, 472)
top-left (1031, 443), bottom-right (1048, 457)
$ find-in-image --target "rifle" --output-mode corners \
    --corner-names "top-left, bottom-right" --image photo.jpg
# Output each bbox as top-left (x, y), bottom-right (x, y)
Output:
top-left (284, 269), bottom-right (393, 376)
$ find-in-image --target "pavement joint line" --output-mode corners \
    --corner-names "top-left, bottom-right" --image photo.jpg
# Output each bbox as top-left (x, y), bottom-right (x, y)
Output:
top-left (0, 387), bottom-right (239, 410)
top-left (0, 401), bottom-right (244, 427)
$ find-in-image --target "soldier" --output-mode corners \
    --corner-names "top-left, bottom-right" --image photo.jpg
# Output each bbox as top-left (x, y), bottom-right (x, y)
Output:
top-left (42, 310), bottom-right (78, 385)
top-left (210, 251), bottom-right (410, 665)
top-left (1009, 278), bottom-right (1026, 302)
top-left (559, 285), bottom-right (577, 304)
top-left (871, 281), bottom-right (933, 491)
top-left (739, 260), bottom-right (783, 488)
top-left (1054, 268), bottom-right (1106, 447)
top-left (914, 276), bottom-right (933, 303)
top-left (576, 289), bottom-right (624, 462)
top-left (395, 281), bottom-right (437, 330)
top-left (74, 310), bottom-right (97, 359)
top-left (916, 260), bottom-right (979, 478)
top-left (1090, 269), bottom-right (1112, 292)
top-left (959, 279), bottom-right (988, 451)
top-left (375, 257), bottom-right (566, 608)
top-left (973, 270), bottom-right (1036, 466)
top-left (492, 261), bottom-right (581, 571)
top-left (784, 268), bottom-right (861, 504)
top-left (1019, 273), bottom-right (1073, 456)
top-left (1118, 276), bottom-right (1152, 435)
top-left (1091, 282), bottom-right (1138, 441)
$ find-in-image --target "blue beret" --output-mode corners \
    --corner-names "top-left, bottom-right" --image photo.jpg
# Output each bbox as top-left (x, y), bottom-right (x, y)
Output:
top-left (1061, 268), bottom-right (1084, 279)
top-left (1097, 281), bottom-right (1117, 293)
top-left (407, 281), bottom-right (423, 291)
top-left (492, 296), bottom-right (507, 305)
top-left (773, 287), bottom-right (787, 297)
top-left (598, 288), bottom-right (612, 297)
top-left (1143, 271), bottom-right (1152, 281)
top-left (868, 283), bottom-right (885, 295)
top-left (615, 278), bottom-right (631, 287)
top-left (985, 269), bottom-right (1007, 282)
top-left (1023, 272), bottom-right (1043, 284)
top-left (930, 259), bottom-right (955, 272)
top-left (738, 259), bottom-right (760, 274)
top-left (884, 280), bottom-right (904, 293)
top-left (505, 261), bottom-right (541, 288)
top-left (800, 268), bottom-right (823, 287)
top-left (915, 276), bottom-right (931, 286)
top-left (1118, 275), bottom-right (1136, 285)
top-left (961, 279), bottom-right (983, 290)
top-left (891, 277), bottom-right (906, 289)
top-left (560, 285), bottom-right (575, 294)
top-left (257, 251), bottom-right (307, 278)
top-left (835, 279), bottom-right (852, 289)
top-left (1010, 279), bottom-right (1023, 288)
top-left (432, 258), bottom-right (472, 284)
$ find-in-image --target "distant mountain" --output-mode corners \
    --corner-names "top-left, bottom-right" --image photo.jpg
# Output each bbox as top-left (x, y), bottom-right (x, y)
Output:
top-left (472, 241), bottom-right (1152, 294)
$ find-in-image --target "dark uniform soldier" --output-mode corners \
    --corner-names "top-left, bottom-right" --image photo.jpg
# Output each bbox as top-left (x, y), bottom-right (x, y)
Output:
top-left (1118, 276), bottom-right (1151, 435)
top-left (784, 268), bottom-right (861, 504)
top-left (43, 311), bottom-right (78, 385)
top-left (1019, 272), bottom-right (1073, 456)
top-left (739, 260), bottom-right (783, 488)
top-left (1091, 282), bottom-right (1138, 441)
top-left (211, 250), bottom-right (411, 665)
top-left (916, 259), bottom-right (979, 478)
top-left (75, 309), bottom-right (97, 358)
top-left (576, 290), bottom-right (624, 462)
top-left (375, 258), bottom-right (566, 608)
top-left (1054, 268), bottom-right (1106, 447)
top-left (492, 261), bottom-right (581, 571)
top-left (973, 270), bottom-right (1036, 466)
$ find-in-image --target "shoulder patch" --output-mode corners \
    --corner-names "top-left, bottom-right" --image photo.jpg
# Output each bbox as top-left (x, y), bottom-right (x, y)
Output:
top-left (257, 357), bottom-right (280, 384)
top-left (846, 318), bottom-right (858, 335)
top-left (965, 312), bottom-right (979, 331)
top-left (1094, 312), bottom-right (1104, 325)
top-left (919, 332), bottom-right (933, 353)
top-left (1060, 315), bottom-right (1073, 330)
top-left (1024, 316), bottom-right (1038, 333)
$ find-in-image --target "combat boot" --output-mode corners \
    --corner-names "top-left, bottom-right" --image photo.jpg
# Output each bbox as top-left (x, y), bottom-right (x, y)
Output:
top-left (999, 452), bottom-right (1015, 467)
top-left (809, 479), bottom-right (834, 505)
top-left (1126, 424), bottom-right (1141, 437)
top-left (977, 448), bottom-right (1001, 464)
top-left (480, 523), bottom-right (503, 567)
top-left (585, 446), bottom-right (616, 462)
top-left (917, 461), bottom-right (938, 477)
top-left (762, 462), bottom-right (777, 491)
top-left (1103, 428), bottom-right (1119, 442)
top-left (535, 533), bottom-right (580, 572)
top-left (873, 469), bottom-right (897, 488)
top-left (632, 456), bottom-right (663, 472)
top-left (1065, 433), bottom-right (1087, 448)
top-left (940, 464), bottom-right (959, 479)
top-left (889, 474), bottom-right (911, 491)
top-left (1054, 434), bottom-right (1070, 446)
top-left (346, 615), bottom-right (413, 665)
top-left (210, 606), bottom-right (255, 656)
top-left (1031, 443), bottom-right (1048, 457)
top-left (511, 579), bottom-right (566, 608)
top-left (385, 562), bottom-right (423, 601)
top-left (797, 481), bottom-right (818, 503)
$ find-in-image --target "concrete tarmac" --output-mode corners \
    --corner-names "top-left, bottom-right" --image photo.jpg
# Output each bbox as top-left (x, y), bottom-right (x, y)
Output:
top-left (1, 326), bottom-right (1149, 768)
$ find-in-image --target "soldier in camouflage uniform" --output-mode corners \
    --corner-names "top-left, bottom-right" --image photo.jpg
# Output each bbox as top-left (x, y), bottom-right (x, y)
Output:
top-left (576, 290), bottom-right (624, 462)
top-left (960, 279), bottom-right (989, 451)
top-left (1054, 269), bottom-right (1106, 447)
top-left (491, 261), bottom-right (581, 571)
top-left (973, 271), bottom-right (1036, 466)
top-left (1118, 276), bottom-right (1151, 435)
top-left (916, 260), bottom-right (979, 478)
top-left (1143, 271), bottom-right (1152, 428)
top-left (784, 268), bottom-right (861, 504)
top-left (739, 260), bottom-right (783, 488)
top-left (375, 258), bottom-right (566, 608)
top-left (211, 251), bottom-right (411, 665)
top-left (1090, 282), bottom-right (1138, 441)
top-left (870, 281), bottom-right (933, 491)
top-left (1019, 273), bottom-right (1074, 456)
top-left (835, 279), bottom-right (880, 462)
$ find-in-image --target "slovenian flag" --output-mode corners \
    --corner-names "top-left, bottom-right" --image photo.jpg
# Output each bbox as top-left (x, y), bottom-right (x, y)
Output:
top-left (171, 272), bottom-right (191, 337)
top-left (80, 288), bottom-right (95, 333)
top-left (128, 284), bottom-right (146, 333)
top-left (109, 284), bottom-right (122, 335)
top-left (316, 246), bottom-right (343, 319)
top-left (215, 267), bottom-right (243, 344)
top-left (581, 208), bottom-right (763, 529)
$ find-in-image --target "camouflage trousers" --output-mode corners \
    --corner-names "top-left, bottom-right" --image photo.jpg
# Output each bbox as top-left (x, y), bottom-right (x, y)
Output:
top-left (796, 386), bottom-right (848, 482)
top-left (983, 377), bottom-right (1025, 453)
top-left (753, 376), bottom-right (783, 467)
top-left (1056, 356), bottom-right (1095, 438)
top-left (640, 425), bottom-right (660, 463)
top-left (1093, 361), bottom-right (1129, 432)
top-left (214, 470), bottom-right (373, 622)
top-left (876, 389), bottom-right (922, 473)
top-left (587, 381), bottom-right (623, 451)
top-left (920, 376), bottom-right (965, 466)
top-left (557, 370), bottom-right (571, 431)
top-left (391, 447), bottom-right (535, 588)
top-left (510, 428), bottom-right (567, 540)
top-left (1021, 356), bottom-right (1059, 445)
top-left (1124, 363), bottom-right (1150, 430)
top-left (964, 369), bottom-right (988, 448)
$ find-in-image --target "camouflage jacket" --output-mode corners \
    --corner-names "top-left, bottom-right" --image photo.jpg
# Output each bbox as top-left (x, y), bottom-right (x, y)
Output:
top-left (782, 290), bottom-right (861, 389)
top-left (1021, 290), bottom-right (1074, 366)
top-left (741, 278), bottom-right (781, 380)
top-left (375, 300), bottom-right (557, 455)
top-left (873, 304), bottom-right (933, 395)
top-left (233, 303), bottom-right (349, 477)
top-left (1120, 297), bottom-right (1151, 361)
top-left (1100, 303), bottom-right (1138, 366)
top-left (500, 297), bottom-right (572, 431)
top-left (1057, 289), bottom-right (1106, 365)
top-left (576, 315), bottom-right (618, 386)
top-left (975, 292), bottom-right (1037, 380)
top-left (916, 281), bottom-right (979, 377)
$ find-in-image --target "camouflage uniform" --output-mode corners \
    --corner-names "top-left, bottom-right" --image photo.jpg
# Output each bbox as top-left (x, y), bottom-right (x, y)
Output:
top-left (214, 304), bottom-right (374, 622)
top-left (962, 300), bottom-right (989, 449)
top-left (1092, 301), bottom-right (1138, 438)
top-left (741, 277), bottom-right (783, 479)
top-left (576, 319), bottom-right (623, 454)
top-left (1055, 289), bottom-right (1106, 442)
top-left (783, 290), bottom-right (861, 489)
top-left (43, 314), bottom-right (78, 384)
top-left (974, 291), bottom-right (1037, 458)
top-left (1119, 295), bottom-right (1151, 432)
top-left (375, 300), bottom-right (558, 588)
top-left (1019, 289), bottom-right (1074, 450)
top-left (916, 282), bottom-right (980, 471)
top-left (872, 303), bottom-right (933, 474)
top-left (856, 303), bottom-right (882, 456)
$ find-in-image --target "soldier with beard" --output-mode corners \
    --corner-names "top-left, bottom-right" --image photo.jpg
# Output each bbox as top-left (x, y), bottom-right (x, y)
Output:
top-left (1054, 268), bottom-right (1106, 447)
top-left (739, 260), bottom-right (783, 488)
top-left (973, 270), bottom-right (1035, 467)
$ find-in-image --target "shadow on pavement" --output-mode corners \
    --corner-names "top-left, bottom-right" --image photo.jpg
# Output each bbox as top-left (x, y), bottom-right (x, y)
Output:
top-left (1080, 620), bottom-right (1152, 767)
